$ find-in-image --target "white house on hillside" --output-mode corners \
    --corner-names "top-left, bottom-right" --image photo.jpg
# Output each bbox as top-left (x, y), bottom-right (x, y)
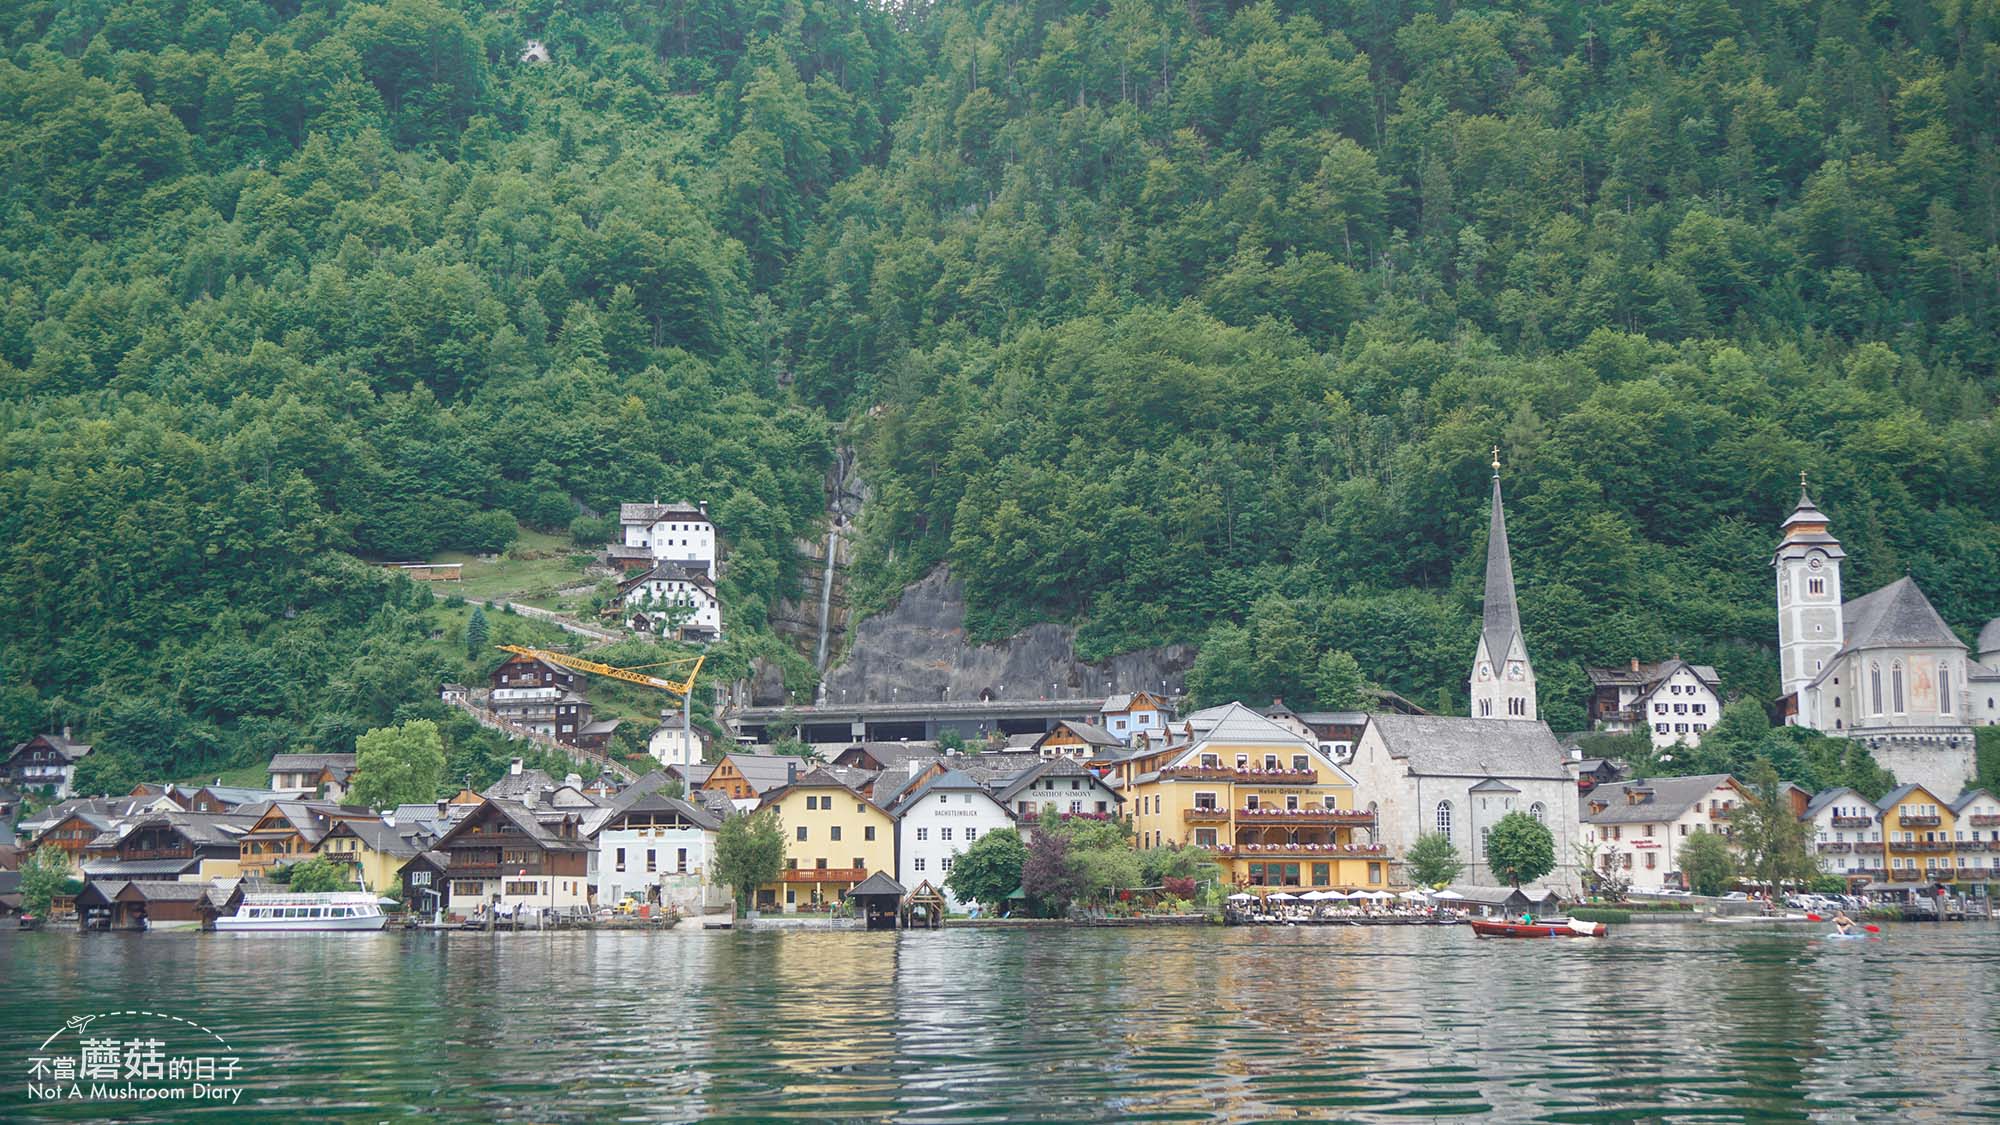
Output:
top-left (1585, 659), bottom-right (1724, 748)
top-left (616, 564), bottom-right (723, 641)
top-left (617, 501), bottom-right (716, 577)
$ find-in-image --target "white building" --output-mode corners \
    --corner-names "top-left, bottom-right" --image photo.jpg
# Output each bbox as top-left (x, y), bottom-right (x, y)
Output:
top-left (595, 790), bottom-right (724, 914)
top-left (1970, 618), bottom-right (2000, 726)
top-left (616, 564), bottom-right (723, 641)
top-left (988, 757), bottom-right (1125, 825)
top-left (618, 501), bottom-right (716, 577)
top-left (1952, 789), bottom-right (2000, 885)
top-left (889, 769), bottom-right (1017, 911)
top-left (1586, 660), bottom-right (1724, 748)
top-left (1578, 774), bottom-right (1743, 890)
top-left (648, 709), bottom-right (705, 769)
top-left (1802, 786), bottom-right (1884, 883)
top-left (1775, 485), bottom-right (1980, 797)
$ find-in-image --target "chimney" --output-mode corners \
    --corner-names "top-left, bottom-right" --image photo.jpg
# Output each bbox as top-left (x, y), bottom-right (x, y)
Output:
top-left (787, 762), bottom-right (797, 784)
top-left (62, 725), bottom-right (72, 742)
top-left (437, 798), bottom-right (450, 818)
top-left (564, 773), bottom-right (582, 790)
top-left (510, 758), bottom-right (523, 776)
top-left (1630, 658), bottom-right (1640, 672)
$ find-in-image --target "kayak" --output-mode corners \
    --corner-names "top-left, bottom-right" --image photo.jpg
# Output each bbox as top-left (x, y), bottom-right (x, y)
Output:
top-left (1469, 918), bottom-right (1607, 939)
top-left (1825, 932), bottom-right (1869, 940)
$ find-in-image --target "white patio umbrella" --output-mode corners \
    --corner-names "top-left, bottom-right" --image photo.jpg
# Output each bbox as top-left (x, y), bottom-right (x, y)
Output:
top-left (1318, 890), bottom-right (1351, 900)
top-left (1300, 890), bottom-right (1337, 901)
top-left (1267, 891), bottom-right (1301, 902)
top-left (1227, 892), bottom-right (1255, 903)
top-left (1398, 890), bottom-right (1431, 901)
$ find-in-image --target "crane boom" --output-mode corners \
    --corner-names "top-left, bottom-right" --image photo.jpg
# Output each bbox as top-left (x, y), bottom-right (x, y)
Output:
top-left (497, 645), bottom-right (703, 697)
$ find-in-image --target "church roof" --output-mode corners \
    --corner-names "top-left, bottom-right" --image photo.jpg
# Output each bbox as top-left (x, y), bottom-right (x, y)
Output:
top-left (1480, 471), bottom-right (1524, 666)
top-left (1364, 714), bottom-right (1568, 780)
top-left (1840, 577), bottom-right (1964, 653)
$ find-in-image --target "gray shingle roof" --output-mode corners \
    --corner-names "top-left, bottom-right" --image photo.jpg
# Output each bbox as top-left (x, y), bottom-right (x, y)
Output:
top-left (1480, 472), bottom-right (1523, 666)
top-left (1039, 721), bottom-right (1122, 748)
top-left (605, 790), bottom-right (720, 831)
top-left (720, 753), bottom-right (802, 793)
top-left (619, 501), bottom-right (707, 525)
top-left (1803, 786), bottom-right (1870, 820)
top-left (1366, 714), bottom-right (1569, 780)
top-left (1840, 577), bottom-right (1964, 652)
top-left (1580, 774), bottom-right (1735, 825)
top-left (848, 871), bottom-right (905, 897)
top-left (323, 818), bottom-right (422, 858)
top-left (1980, 617), bottom-right (2000, 656)
top-left (267, 753), bottom-right (357, 773)
top-left (1949, 788), bottom-right (1996, 813)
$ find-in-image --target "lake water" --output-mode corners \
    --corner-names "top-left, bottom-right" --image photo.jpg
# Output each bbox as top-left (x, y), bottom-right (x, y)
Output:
top-left (3, 921), bottom-right (1997, 1121)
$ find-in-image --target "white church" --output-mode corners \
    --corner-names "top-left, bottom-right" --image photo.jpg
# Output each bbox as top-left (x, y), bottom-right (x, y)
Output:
top-left (1774, 481), bottom-right (1997, 798)
top-left (1347, 453), bottom-right (1579, 890)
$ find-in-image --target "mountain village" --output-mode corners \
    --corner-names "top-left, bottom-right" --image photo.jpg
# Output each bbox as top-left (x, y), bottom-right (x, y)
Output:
top-left (5, 469), bottom-right (1998, 932)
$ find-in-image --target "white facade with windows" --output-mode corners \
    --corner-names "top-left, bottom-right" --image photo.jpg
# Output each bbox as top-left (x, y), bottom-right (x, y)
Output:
top-left (619, 569), bottom-right (723, 638)
top-left (1577, 775), bottom-right (1744, 890)
top-left (890, 771), bottom-right (1016, 911)
top-left (596, 796), bottom-right (721, 915)
top-left (1803, 787), bottom-right (1883, 881)
top-left (620, 501), bottom-right (717, 578)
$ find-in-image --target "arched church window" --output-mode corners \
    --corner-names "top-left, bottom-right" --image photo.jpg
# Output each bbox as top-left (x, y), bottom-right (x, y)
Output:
top-left (1435, 801), bottom-right (1453, 837)
top-left (1940, 668), bottom-right (1952, 715)
top-left (1529, 802), bottom-right (1545, 825)
top-left (1870, 664), bottom-right (1883, 715)
top-left (1891, 663), bottom-right (1905, 714)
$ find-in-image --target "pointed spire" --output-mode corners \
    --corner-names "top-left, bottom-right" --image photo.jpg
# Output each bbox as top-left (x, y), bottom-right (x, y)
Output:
top-left (1482, 456), bottom-right (1521, 665)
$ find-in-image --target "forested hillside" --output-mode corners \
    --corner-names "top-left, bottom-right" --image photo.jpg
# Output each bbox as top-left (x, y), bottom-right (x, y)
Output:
top-left (3, 0), bottom-right (1998, 782)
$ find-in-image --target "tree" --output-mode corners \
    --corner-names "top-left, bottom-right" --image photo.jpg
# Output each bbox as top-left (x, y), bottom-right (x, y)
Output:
top-left (1678, 829), bottom-right (1736, 896)
top-left (465, 606), bottom-right (489, 656)
top-left (1731, 760), bottom-right (1817, 895)
top-left (946, 828), bottom-right (1028, 908)
top-left (1310, 650), bottom-right (1372, 710)
top-left (1139, 844), bottom-right (1218, 887)
top-left (1485, 811), bottom-right (1555, 887)
top-left (714, 810), bottom-right (785, 911)
top-left (344, 719), bottom-right (447, 809)
top-left (1021, 827), bottom-right (1080, 916)
top-left (18, 845), bottom-right (73, 918)
top-left (1405, 831), bottom-right (1463, 887)
top-left (283, 855), bottom-right (349, 893)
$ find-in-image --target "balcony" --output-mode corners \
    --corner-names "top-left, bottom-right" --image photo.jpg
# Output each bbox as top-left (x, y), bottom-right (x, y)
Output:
top-left (1159, 766), bottom-right (1318, 785)
top-left (1968, 815), bottom-right (2000, 828)
top-left (1817, 842), bottom-right (1852, 854)
top-left (1900, 815), bottom-right (1941, 827)
top-left (1182, 807), bottom-right (1231, 825)
top-left (1233, 808), bottom-right (1376, 827)
top-left (781, 867), bottom-right (865, 883)
top-left (1708, 806), bottom-right (1739, 820)
top-left (1213, 842), bottom-right (1390, 858)
top-left (1830, 815), bottom-right (1873, 828)
top-left (1896, 840), bottom-right (1952, 853)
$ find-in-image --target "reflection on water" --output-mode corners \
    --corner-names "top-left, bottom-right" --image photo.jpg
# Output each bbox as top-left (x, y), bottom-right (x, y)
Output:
top-left (3, 923), bottom-right (1997, 1121)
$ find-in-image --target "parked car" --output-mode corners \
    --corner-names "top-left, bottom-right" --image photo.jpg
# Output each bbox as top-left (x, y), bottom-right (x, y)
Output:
top-left (1721, 891), bottom-right (1749, 901)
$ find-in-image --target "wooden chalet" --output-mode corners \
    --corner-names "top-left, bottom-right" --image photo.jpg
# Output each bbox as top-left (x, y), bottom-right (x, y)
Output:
top-left (431, 798), bottom-right (592, 915)
top-left (80, 812), bottom-right (254, 883)
top-left (237, 801), bottom-right (376, 879)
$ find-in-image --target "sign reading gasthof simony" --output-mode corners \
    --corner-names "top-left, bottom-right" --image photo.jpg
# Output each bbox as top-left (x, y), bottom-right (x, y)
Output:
top-left (25, 1010), bottom-right (246, 1105)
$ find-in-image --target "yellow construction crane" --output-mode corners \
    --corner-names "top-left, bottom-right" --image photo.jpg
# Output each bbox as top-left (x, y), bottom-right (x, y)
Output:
top-left (496, 645), bottom-right (704, 698)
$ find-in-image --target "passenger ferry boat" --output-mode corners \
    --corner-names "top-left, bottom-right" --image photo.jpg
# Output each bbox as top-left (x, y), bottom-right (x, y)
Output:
top-left (216, 892), bottom-right (388, 932)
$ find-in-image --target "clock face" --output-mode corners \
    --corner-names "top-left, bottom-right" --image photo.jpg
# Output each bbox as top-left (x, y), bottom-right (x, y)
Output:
top-left (1507, 662), bottom-right (1524, 681)
top-left (1478, 662), bottom-right (1492, 681)
top-left (1808, 556), bottom-right (1823, 570)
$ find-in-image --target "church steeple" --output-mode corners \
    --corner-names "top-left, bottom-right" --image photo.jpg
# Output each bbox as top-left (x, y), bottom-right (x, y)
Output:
top-left (1469, 449), bottom-right (1536, 721)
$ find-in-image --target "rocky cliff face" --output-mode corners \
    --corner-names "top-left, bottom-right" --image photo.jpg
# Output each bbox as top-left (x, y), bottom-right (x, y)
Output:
top-left (811, 565), bottom-right (1194, 705)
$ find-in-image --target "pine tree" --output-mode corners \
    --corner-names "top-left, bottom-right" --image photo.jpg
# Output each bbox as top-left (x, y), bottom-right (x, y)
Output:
top-left (466, 606), bottom-right (488, 657)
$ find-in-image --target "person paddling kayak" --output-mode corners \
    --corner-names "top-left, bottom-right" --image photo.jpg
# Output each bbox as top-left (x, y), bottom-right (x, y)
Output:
top-left (1830, 910), bottom-right (1855, 936)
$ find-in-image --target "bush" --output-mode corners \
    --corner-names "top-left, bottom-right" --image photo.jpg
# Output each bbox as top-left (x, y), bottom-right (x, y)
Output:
top-left (1569, 907), bottom-right (1632, 924)
top-left (462, 509), bottom-right (520, 553)
top-left (569, 514), bottom-right (618, 545)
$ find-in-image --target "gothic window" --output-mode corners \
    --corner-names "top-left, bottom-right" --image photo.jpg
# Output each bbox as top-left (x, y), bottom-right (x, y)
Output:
top-left (1529, 802), bottom-right (1546, 825)
top-left (1807, 577), bottom-right (1825, 596)
top-left (1892, 664), bottom-right (1905, 714)
top-left (1871, 664), bottom-right (1884, 715)
top-left (1435, 801), bottom-right (1453, 837)
top-left (1940, 668), bottom-right (1952, 715)
top-left (1479, 699), bottom-right (1492, 717)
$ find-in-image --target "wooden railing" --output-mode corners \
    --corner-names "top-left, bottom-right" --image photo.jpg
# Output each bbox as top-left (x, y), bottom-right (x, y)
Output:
top-left (1233, 808), bottom-right (1375, 826)
top-left (782, 867), bottom-right (865, 883)
top-left (1182, 807), bottom-right (1231, 824)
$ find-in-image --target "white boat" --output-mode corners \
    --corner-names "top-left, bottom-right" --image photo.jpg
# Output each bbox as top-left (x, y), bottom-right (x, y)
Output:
top-left (215, 892), bottom-right (388, 932)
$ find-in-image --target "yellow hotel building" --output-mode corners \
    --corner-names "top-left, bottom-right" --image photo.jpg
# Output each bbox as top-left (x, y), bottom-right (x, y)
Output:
top-left (1108, 703), bottom-right (1393, 891)
top-left (1878, 781), bottom-right (1959, 888)
top-left (755, 766), bottom-right (897, 912)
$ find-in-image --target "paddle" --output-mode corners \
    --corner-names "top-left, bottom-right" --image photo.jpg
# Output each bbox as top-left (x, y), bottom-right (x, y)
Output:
top-left (1806, 912), bottom-right (1881, 933)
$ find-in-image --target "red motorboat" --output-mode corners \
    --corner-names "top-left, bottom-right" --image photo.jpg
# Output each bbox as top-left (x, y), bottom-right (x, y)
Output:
top-left (1469, 917), bottom-right (1607, 939)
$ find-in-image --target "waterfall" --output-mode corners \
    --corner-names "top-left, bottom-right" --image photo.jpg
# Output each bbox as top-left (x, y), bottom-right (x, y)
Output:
top-left (814, 523), bottom-right (839, 671)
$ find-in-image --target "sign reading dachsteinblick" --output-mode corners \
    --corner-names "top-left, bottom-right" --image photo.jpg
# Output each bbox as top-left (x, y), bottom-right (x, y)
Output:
top-left (26, 1010), bottom-right (246, 1106)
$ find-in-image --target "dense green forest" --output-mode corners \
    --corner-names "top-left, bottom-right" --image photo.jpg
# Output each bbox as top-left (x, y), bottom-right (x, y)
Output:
top-left (3, 0), bottom-right (1998, 789)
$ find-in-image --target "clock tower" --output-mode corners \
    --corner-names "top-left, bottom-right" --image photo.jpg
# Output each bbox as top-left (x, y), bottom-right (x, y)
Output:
top-left (1773, 474), bottom-right (1846, 704)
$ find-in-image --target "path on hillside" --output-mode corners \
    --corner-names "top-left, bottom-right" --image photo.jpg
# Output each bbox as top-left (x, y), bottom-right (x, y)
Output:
top-left (427, 587), bottom-right (622, 646)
